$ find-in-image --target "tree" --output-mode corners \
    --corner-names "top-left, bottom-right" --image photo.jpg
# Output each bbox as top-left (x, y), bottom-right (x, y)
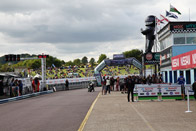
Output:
top-left (65, 61), bottom-right (74, 66)
top-left (81, 56), bottom-right (88, 65)
top-left (73, 59), bottom-right (81, 66)
top-left (123, 49), bottom-right (143, 62)
top-left (97, 54), bottom-right (107, 64)
top-left (89, 58), bottom-right (95, 67)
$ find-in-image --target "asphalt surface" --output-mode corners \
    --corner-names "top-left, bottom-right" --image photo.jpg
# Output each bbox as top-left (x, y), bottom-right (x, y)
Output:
top-left (83, 92), bottom-right (196, 131)
top-left (0, 87), bottom-right (101, 131)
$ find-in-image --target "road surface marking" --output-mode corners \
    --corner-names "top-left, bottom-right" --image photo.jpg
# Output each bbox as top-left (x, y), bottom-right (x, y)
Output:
top-left (131, 104), bottom-right (156, 131)
top-left (78, 92), bottom-right (101, 131)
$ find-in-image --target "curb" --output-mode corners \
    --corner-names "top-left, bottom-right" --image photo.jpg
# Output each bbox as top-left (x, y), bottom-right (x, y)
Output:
top-left (0, 90), bottom-right (54, 104)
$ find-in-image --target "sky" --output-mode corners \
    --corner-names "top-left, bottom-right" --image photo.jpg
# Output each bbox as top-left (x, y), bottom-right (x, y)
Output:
top-left (0, 0), bottom-right (196, 62)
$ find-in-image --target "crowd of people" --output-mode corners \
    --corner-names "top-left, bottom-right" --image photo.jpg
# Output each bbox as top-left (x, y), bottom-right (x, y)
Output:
top-left (101, 74), bottom-right (163, 102)
top-left (26, 65), bottom-right (138, 80)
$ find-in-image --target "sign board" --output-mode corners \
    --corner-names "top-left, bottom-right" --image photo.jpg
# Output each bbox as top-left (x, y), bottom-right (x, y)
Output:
top-left (161, 85), bottom-right (181, 96)
top-left (136, 84), bottom-right (159, 96)
top-left (113, 54), bottom-right (125, 60)
top-left (45, 77), bottom-right (96, 85)
top-left (172, 49), bottom-right (196, 70)
top-left (144, 52), bottom-right (160, 64)
top-left (135, 84), bottom-right (182, 96)
top-left (170, 22), bottom-right (196, 32)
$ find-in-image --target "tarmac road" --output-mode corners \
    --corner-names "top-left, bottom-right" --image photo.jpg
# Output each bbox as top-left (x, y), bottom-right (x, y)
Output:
top-left (0, 87), bottom-right (101, 131)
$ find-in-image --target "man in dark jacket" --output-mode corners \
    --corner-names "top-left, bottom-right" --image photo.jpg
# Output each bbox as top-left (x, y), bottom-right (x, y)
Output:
top-left (126, 76), bottom-right (135, 102)
top-left (192, 79), bottom-right (196, 100)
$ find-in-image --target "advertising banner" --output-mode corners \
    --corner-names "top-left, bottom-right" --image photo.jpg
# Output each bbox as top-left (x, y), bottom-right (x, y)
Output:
top-left (172, 49), bottom-right (196, 70)
top-left (136, 84), bottom-right (182, 96)
top-left (136, 84), bottom-right (159, 96)
top-left (170, 22), bottom-right (196, 32)
top-left (144, 52), bottom-right (160, 64)
top-left (161, 85), bottom-right (181, 96)
top-left (45, 77), bottom-right (96, 85)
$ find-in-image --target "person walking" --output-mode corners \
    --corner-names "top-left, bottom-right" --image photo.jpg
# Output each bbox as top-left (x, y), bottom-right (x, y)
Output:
top-left (192, 79), bottom-right (196, 100)
top-left (177, 73), bottom-right (185, 100)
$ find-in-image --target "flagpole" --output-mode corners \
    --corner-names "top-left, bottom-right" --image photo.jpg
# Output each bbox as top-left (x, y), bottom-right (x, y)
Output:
top-left (189, 8), bottom-right (190, 21)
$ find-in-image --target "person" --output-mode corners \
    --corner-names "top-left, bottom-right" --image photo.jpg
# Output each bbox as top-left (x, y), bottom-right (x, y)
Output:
top-left (106, 77), bottom-right (110, 94)
top-left (0, 79), bottom-right (3, 96)
top-left (126, 76), bottom-right (135, 102)
top-left (116, 77), bottom-right (120, 91)
top-left (192, 79), bottom-right (196, 100)
top-left (110, 77), bottom-right (115, 91)
top-left (9, 78), bottom-right (15, 97)
top-left (32, 78), bottom-right (40, 92)
top-left (177, 73), bottom-right (185, 100)
top-left (120, 79), bottom-right (125, 94)
top-left (102, 76), bottom-right (106, 95)
top-left (65, 79), bottom-right (69, 90)
top-left (18, 80), bottom-right (23, 96)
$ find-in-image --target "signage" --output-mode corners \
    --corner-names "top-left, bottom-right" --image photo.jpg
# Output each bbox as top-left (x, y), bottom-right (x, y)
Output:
top-left (144, 52), bottom-right (160, 64)
top-left (172, 49), bottom-right (196, 70)
top-left (136, 85), bottom-right (159, 96)
top-left (170, 22), bottom-right (196, 32)
top-left (113, 54), bottom-right (125, 60)
top-left (161, 85), bottom-right (181, 96)
top-left (136, 84), bottom-right (182, 97)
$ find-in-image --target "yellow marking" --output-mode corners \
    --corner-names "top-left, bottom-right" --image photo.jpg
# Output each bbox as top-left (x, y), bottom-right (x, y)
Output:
top-left (78, 92), bottom-right (101, 131)
top-left (131, 104), bottom-right (156, 131)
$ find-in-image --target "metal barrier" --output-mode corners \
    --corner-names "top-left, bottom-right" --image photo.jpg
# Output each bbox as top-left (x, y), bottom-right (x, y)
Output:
top-left (47, 81), bottom-right (97, 91)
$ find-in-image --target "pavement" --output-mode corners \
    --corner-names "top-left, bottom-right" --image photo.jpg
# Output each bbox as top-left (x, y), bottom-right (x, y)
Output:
top-left (80, 91), bottom-right (196, 131)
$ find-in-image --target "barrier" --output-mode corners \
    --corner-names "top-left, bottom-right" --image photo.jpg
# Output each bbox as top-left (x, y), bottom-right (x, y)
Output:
top-left (135, 84), bottom-right (183, 101)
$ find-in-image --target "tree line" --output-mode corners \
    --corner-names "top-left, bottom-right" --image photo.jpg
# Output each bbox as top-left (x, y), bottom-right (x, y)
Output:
top-left (0, 49), bottom-right (143, 72)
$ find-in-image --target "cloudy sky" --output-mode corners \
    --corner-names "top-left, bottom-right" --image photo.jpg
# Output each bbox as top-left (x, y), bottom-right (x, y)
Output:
top-left (0, 0), bottom-right (195, 62)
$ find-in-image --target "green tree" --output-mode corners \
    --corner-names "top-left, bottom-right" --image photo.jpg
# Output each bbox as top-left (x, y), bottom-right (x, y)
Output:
top-left (81, 56), bottom-right (88, 65)
top-left (123, 49), bottom-right (143, 62)
top-left (73, 59), bottom-right (81, 66)
top-left (89, 58), bottom-right (95, 66)
top-left (97, 54), bottom-right (107, 64)
top-left (65, 61), bottom-right (74, 66)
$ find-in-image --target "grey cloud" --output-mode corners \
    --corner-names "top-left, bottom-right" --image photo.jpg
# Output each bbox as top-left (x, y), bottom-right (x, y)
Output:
top-left (0, 0), bottom-right (147, 43)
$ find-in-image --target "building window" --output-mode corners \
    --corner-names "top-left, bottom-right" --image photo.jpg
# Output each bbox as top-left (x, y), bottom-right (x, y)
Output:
top-left (186, 33), bottom-right (196, 44)
top-left (160, 35), bottom-right (172, 50)
top-left (173, 33), bottom-right (196, 45)
top-left (174, 37), bottom-right (185, 44)
top-left (173, 33), bottom-right (185, 44)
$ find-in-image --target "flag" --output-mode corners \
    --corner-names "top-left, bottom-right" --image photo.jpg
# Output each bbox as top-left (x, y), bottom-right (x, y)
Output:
top-left (170, 4), bottom-right (181, 15)
top-left (166, 11), bottom-right (178, 19)
top-left (160, 14), bottom-right (169, 22)
top-left (156, 18), bottom-right (164, 25)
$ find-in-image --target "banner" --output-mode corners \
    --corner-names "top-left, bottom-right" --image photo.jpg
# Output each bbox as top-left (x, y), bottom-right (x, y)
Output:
top-left (45, 77), bottom-right (96, 85)
top-left (136, 84), bottom-right (182, 96)
top-left (161, 85), bottom-right (181, 96)
top-left (136, 84), bottom-right (159, 96)
top-left (172, 49), bottom-right (196, 70)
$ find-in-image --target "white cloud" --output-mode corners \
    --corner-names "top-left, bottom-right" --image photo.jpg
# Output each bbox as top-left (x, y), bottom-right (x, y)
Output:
top-left (0, 0), bottom-right (196, 62)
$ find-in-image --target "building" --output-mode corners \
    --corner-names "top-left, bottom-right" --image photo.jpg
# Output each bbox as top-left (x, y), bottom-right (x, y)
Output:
top-left (158, 21), bottom-right (196, 84)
